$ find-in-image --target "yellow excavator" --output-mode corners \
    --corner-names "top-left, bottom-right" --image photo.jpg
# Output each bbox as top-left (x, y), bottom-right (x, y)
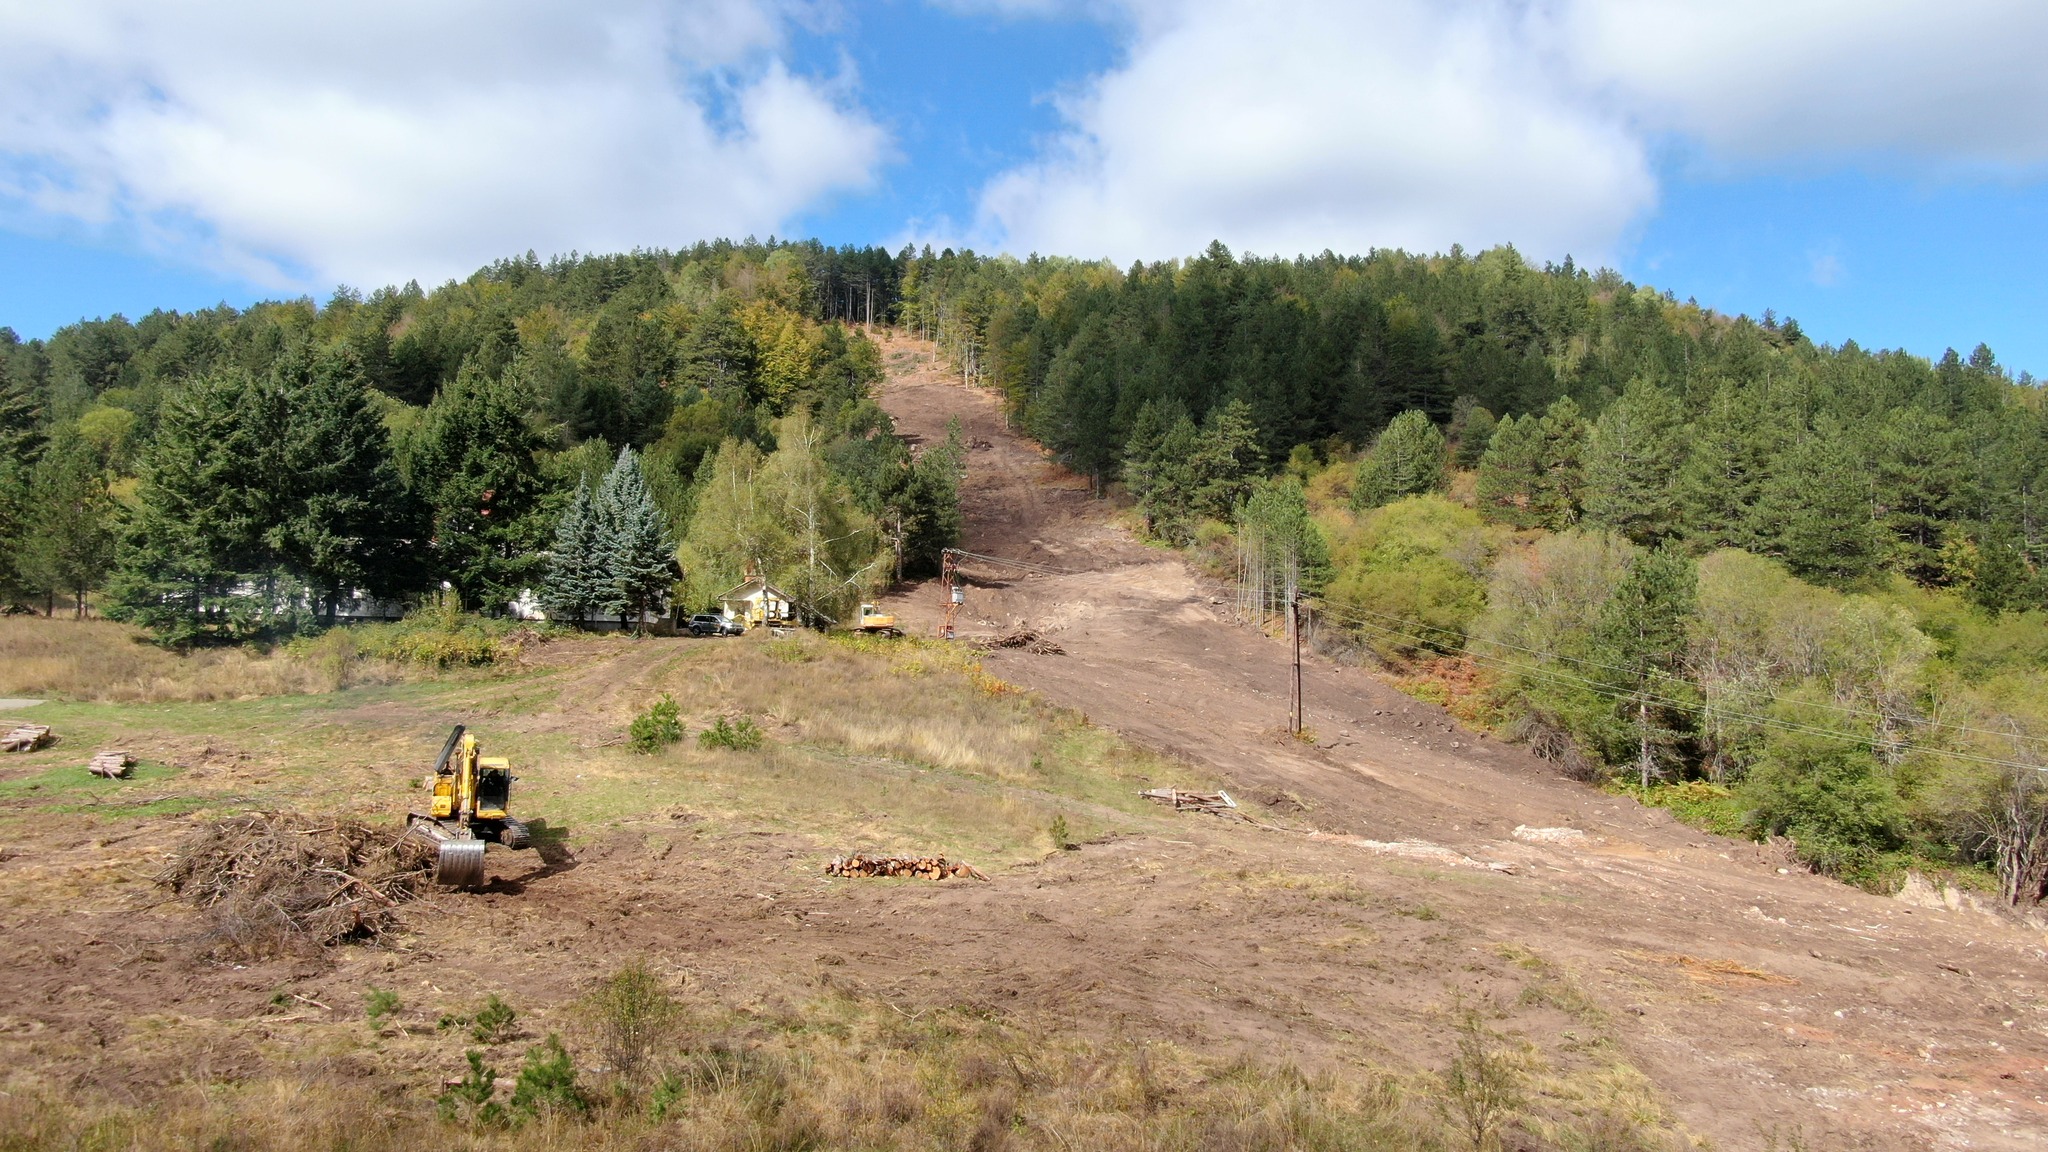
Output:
top-left (407, 725), bottom-right (531, 888)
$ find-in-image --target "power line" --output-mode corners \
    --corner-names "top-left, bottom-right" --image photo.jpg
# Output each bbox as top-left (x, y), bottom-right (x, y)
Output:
top-left (1302, 599), bottom-right (2048, 778)
top-left (1305, 594), bottom-right (2048, 751)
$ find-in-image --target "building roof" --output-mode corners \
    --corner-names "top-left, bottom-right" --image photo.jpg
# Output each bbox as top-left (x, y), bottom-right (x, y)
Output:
top-left (717, 576), bottom-right (792, 602)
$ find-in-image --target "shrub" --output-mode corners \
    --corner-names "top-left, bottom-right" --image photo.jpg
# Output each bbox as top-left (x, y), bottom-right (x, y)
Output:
top-left (583, 961), bottom-right (679, 1082)
top-left (364, 987), bottom-right (400, 1022)
top-left (699, 716), bottom-right (764, 751)
top-left (473, 994), bottom-right (518, 1044)
top-left (436, 1050), bottom-right (504, 1128)
top-left (509, 1034), bottom-right (588, 1121)
top-left (630, 694), bottom-right (685, 753)
top-left (1050, 813), bottom-right (1073, 851)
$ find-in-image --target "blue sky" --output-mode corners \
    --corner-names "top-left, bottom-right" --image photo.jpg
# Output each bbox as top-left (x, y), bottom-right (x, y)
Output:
top-left (3, 1), bottom-right (2045, 378)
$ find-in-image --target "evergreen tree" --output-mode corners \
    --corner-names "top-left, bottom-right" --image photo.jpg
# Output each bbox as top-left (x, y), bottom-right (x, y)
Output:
top-left (1757, 426), bottom-right (1880, 586)
top-left (104, 369), bottom-right (288, 643)
top-left (1122, 398), bottom-right (1176, 536)
top-left (539, 479), bottom-right (601, 625)
top-left (1582, 381), bottom-right (1684, 545)
top-left (1144, 415), bottom-right (1204, 544)
top-left (17, 425), bottom-right (117, 616)
top-left (1592, 544), bottom-right (1699, 786)
top-left (270, 347), bottom-right (420, 619)
top-left (1674, 383), bottom-right (1780, 551)
top-left (1188, 399), bottom-right (1264, 523)
top-left (1532, 396), bottom-right (1588, 529)
top-left (591, 446), bottom-right (675, 630)
top-left (1451, 403), bottom-right (1496, 470)
top-left (1352, 409), bottom-right (1445, 510)
top-left (1867, 407), bottom-right (1971, 583)
top-left (1475, 414), bottom-right (1544, 527)
top-left (896, 433), bottom-right (963, 577)
top-left (0, 357), bottom-right (42, 605)
top-left (405, 359), bottom-right (555, 611)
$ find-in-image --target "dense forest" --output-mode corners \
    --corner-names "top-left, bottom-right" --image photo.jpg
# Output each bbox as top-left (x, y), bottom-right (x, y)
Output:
top-left (0, 240), bottom-right (956, 643)
top-left (892, 241), bottom-right (2048, 904)
top-left (5, 235), bottom-right (2048, 902)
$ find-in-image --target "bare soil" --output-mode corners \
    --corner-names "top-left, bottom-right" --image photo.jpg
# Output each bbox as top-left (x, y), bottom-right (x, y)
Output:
top-left (869, 331), bottom-right (2048, 1149)
top-left (0, 336), bottom-right (2043, 1149)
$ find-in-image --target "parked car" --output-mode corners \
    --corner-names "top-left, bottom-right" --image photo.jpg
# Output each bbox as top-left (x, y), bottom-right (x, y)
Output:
top-left (687, 613), bottom-right (744, 637)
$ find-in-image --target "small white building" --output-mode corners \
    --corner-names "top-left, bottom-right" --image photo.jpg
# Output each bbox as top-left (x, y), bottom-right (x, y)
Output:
top-left (506, 588), bottom-right (663, 630)
top-left (717, 575), bottom-right (796, 629)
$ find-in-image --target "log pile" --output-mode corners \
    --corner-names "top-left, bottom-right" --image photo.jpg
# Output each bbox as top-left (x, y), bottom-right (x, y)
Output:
top-left (1138, 787), bottom-right (1238, 815)
top-left (971, 629), bottom-right (1065, 656)
top-left (87, 750), bottom-right (135, 779)
top-left (825, 853), bottom-right (989, 881)
top-left (1, 724), bottom-right (51, 752)
top-left (160, 812), bottom-right (436, 957)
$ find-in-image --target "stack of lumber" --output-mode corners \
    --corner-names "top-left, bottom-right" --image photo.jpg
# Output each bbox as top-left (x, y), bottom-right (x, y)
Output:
top-left (1, 724), bottom-right (51, 752)
top-left (1138, 787), bottom-right (1238, 814)
top-left (825, 853), bottom-right (989, 881)
top-left (87, 750), bottom-right (135, 779)
top-left (971, 628), bottom-right (1065, 656)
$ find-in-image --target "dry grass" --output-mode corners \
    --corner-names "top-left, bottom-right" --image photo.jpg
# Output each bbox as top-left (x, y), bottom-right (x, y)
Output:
top-left (0, 990), bottom-right (1698, 1151)
top-left (0, 617), bottom-right (388, 702)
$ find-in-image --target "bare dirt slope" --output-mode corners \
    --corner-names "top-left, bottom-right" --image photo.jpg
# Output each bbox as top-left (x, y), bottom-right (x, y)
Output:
top-left (872, 332), bottom-right (2048, 1149)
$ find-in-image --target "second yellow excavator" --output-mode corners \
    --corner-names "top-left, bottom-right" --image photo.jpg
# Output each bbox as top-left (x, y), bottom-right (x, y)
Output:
top-left (406, 725), bottom-right (531, 888)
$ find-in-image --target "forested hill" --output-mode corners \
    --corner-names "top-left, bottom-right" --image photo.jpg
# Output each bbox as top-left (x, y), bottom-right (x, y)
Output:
top-left (0, 240), bottom-right (953, 641)
top-left (896, 242), bottom-right (2038, 605)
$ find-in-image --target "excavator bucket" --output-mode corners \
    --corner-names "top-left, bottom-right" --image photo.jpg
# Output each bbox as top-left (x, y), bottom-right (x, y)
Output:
top-left (434, 838), bottom-right (486, 888)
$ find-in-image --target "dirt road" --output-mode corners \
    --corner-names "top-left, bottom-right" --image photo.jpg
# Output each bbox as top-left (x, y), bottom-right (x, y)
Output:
top-left (873, 332), bottom-right (2048, 1149)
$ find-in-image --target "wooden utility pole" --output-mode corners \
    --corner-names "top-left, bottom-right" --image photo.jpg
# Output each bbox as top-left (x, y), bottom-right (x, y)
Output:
top-left (1289, 595), bottom-right (1304, 735)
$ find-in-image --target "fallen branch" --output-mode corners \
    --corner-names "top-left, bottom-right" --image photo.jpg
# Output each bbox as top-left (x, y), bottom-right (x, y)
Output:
top-left (825, 853), bottom-right (989, 881)
top-left (1138, 788), bottom-right (1238, 815)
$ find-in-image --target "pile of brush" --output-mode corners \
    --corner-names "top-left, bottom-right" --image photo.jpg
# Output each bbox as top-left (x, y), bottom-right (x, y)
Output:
top-left (970, 629), bottom-right (1065, 656)
top-left (825, 853), bottom-right (988, 881)
top-left (160, 812), bottom-right (435, 956)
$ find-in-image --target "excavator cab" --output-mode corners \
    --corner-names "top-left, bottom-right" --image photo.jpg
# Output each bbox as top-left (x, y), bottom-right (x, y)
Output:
top-left (408, 725), bottom-right (532, 888)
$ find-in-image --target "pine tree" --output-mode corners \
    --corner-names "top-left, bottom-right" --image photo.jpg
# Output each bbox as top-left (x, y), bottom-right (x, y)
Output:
top-left (591, 447), bottom-right (675, 630)
top-left (1188, 399), bottom-right (1264, 522)
top-left (0, 357), bottom-right (42, 606)
top-left (1674, 383), bottom-right (1781, 550)
top-left (540, 479), bottom-right (601, 625)
top-left (405, 359), bottom-right (555, 611)
top-left (1757, 426), bottom-right (1879, 586)
top-left (105, 369), bottom-right (285, 642)
top-left (1532, 396), bottom-right (1588, 529)
top-left (17, 426), bottom-right (117, 616)
top-left (1593, 545), bottom-right (1699, 786)
top-left (271, 347), bottom-right (420, 619)
top-left (1582, 381), bottom-right (1684, 545)
top-left (1476, 414), bottom-right (1544, 527)
top-left (1352, 409), bottom-right (1445, 510)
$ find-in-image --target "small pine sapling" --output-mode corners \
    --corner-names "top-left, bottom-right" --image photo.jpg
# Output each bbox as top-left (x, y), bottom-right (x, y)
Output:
top-left (630, 694), bottom-right (685, 753)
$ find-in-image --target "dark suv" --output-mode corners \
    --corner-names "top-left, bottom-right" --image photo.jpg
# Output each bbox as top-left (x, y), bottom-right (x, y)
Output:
top-left (688, 613), bottom-right (743, 637)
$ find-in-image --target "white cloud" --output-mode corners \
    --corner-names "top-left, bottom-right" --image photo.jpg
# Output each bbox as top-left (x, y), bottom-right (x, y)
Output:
top-left (1555, 1), bottom-right (2048, 169)
top-left (971, 0), bottom-right (2048, 264)
top-left (0, 1), bottom-right (888, 289)
top-left (972, 0), bottom-right (1653, 264)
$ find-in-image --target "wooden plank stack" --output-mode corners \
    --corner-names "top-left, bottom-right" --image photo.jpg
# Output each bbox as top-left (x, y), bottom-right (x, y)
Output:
top-left (87, 750), bottom-right (135, 779)
top-left (1, 724), bottom-right (51, 752)
top-left (1138, 787), bottom-right (1238, 814)
top-left (825, 853), bottom-right (989, 881)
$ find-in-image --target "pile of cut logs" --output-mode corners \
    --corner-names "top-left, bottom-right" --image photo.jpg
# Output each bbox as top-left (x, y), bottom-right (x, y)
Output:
top-left (1, 724), bottom-right (51, 752)
top-left (88, 750), bottom-right (135, 779)
top-left (825, 853), bottom-right (988, 881)
top-left (1138, 787), bottom-right (1238, 815)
